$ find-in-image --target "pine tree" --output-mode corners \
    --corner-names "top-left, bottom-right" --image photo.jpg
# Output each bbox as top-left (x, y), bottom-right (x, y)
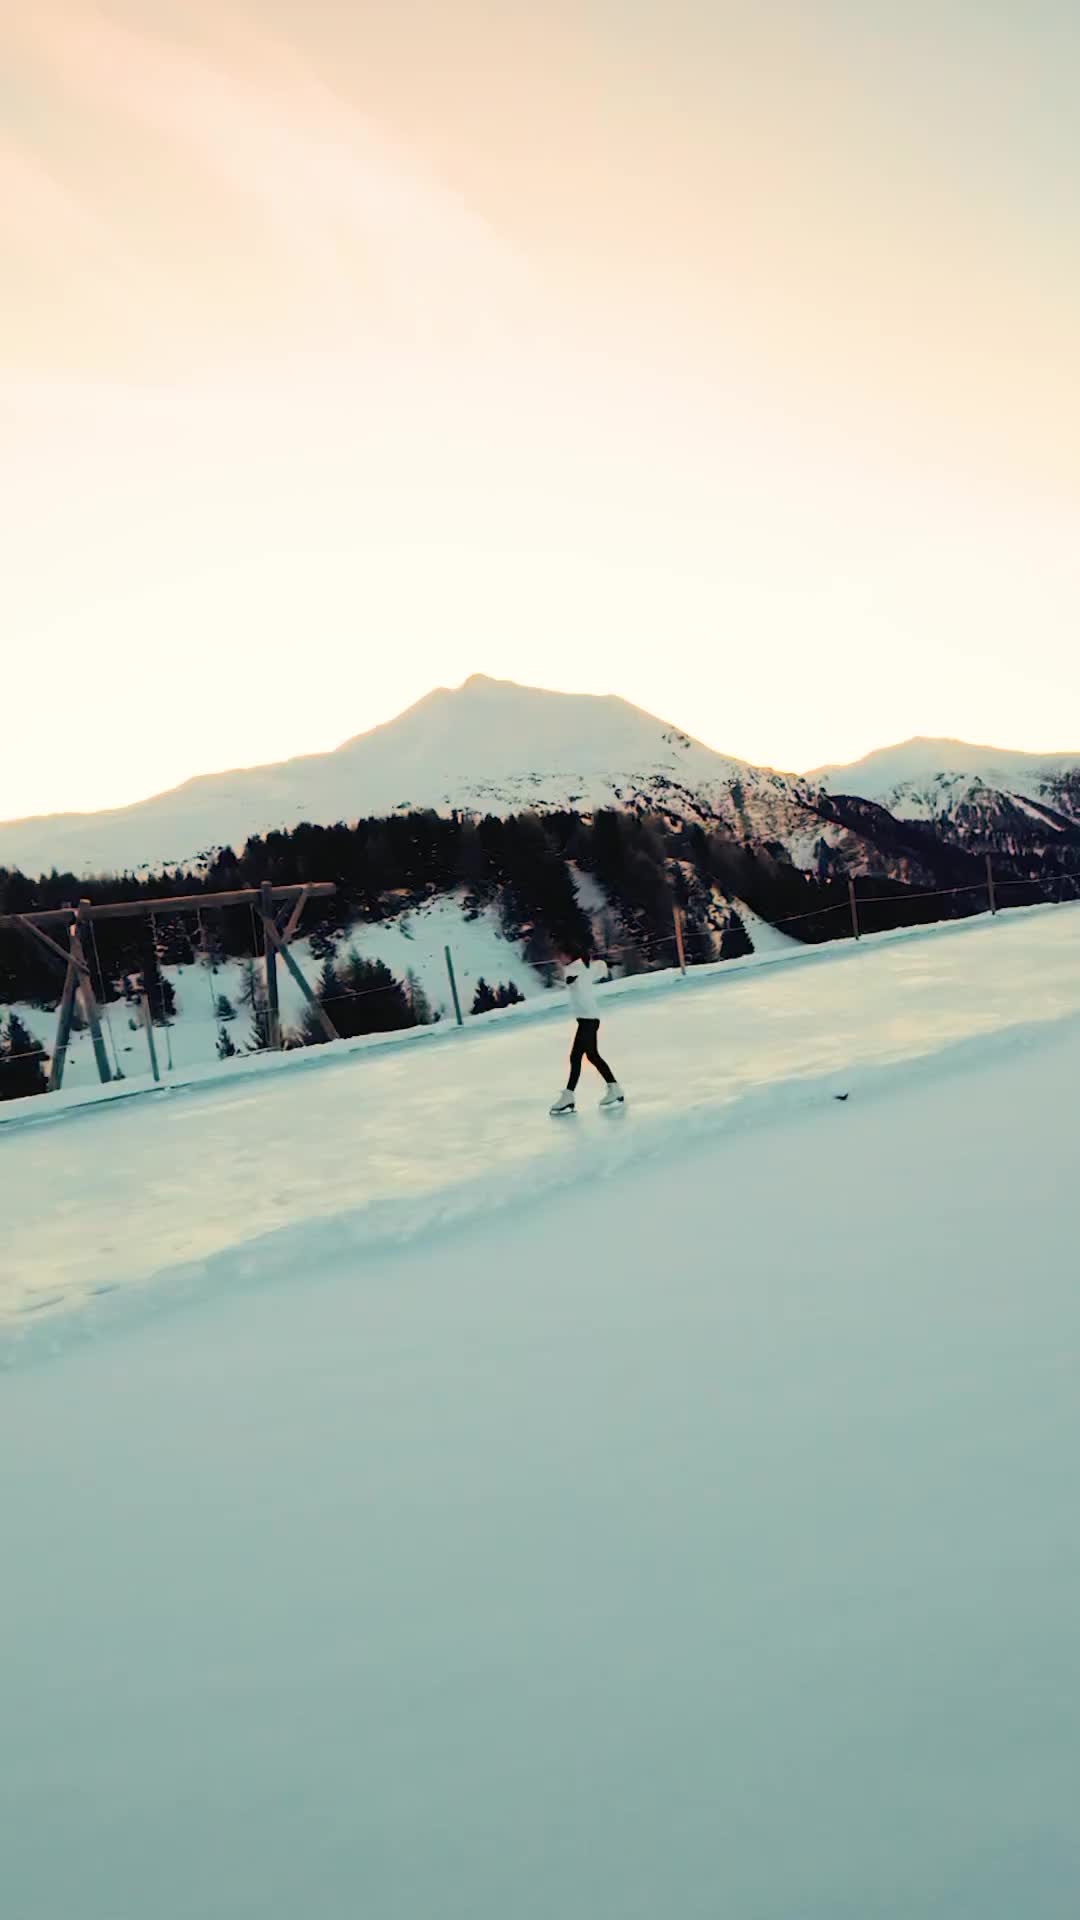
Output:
top-left (248, 1002), bottom-right (271, 1053)
top-left (472, 978), bottom-right (498, 1015)
top-left (216, 1025), bottom-right (238, 1060)
top-left (300, 955), bottom-right (341, 1046)
top-left (406, 968), bottom-right (432, 1025)
top-left (215, 994), bottom-right (236, 1023)
top-left (0, 1013), bottom-right (48, 1101)
top-left (321, 950), bottom-right (417, 1039)
top-left (496, 980), bottom-right (524, 1008)
top-left (140, 932), bottom-right (176, 1025)
top-left (720, 909), bottom-right (753, 961)
top-left (238, 958), bottom-right (259, 1010)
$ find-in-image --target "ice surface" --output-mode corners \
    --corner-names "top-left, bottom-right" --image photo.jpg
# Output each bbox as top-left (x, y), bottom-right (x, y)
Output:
top-left (2, 903), bottom-right (1080, 1918)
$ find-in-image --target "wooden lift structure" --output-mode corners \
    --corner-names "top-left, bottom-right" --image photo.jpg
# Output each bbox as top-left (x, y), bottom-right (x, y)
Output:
top-left (0, 882), bottom-right (338, 1092)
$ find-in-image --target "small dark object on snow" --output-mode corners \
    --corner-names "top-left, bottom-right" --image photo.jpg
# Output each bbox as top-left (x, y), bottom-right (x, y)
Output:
top-left (834, 1092), bottom-right (850, 1101)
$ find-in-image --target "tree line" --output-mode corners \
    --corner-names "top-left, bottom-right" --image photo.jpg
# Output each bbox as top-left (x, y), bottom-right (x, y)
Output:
top-left (3, 798), bottom-right (1070, 1100)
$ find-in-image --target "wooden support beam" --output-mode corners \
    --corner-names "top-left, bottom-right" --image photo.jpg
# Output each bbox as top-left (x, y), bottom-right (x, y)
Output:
top-left (673, 904), bottom-right (687, 975)
top-left (259, 881), bottom-right (281, 1050)
top-left (141, 994), bottom-right (161, 1083)
top-left (0, 882), bottom-right (335, 930)
top-left (445, 945), bottom-right (463, 1026)
top-left (6, 876), bottom-right (337, 1095)
top-left (278, 885), bottom-right (310, 946)
top-left (13, 914), bottom-right (91, 979)
top-left (262, 916), bottom-right (340, 1043)
top-left (73, 902), bottom-right (112, 1086)
top-left (47, 951), bottom-right (81, 1093)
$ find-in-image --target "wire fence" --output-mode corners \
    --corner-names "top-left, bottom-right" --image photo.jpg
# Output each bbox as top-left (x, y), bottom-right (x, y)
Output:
top-left (1, 868), bottom-right (1077, 1088)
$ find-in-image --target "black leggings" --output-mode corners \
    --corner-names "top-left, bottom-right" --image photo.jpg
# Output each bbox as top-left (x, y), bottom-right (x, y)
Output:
top-left (568, 1019), bottom-right (616, 1091)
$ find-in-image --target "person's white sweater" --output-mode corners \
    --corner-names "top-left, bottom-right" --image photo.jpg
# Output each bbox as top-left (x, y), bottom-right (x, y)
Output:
top-left (564, 957), bottom-right (600, 1020)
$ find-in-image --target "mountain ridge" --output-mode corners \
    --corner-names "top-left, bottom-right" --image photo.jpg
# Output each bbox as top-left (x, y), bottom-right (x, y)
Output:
top-left (814, 734), bottom-right (1080, 799)
top-left (1, 673), bottom-right (1078, 879)
top-left (0, 675), bottom-right (784, 877)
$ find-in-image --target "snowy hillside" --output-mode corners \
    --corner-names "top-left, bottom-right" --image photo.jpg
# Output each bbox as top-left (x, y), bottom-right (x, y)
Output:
top-left (0, 674), bottom-right (825, 878)
top-left (813, 734), bottom-right (1080, 801)
top-left (3, 894), bottom-right (556, 1093)
top-left (4, 905), bottom-right (1080, 1920)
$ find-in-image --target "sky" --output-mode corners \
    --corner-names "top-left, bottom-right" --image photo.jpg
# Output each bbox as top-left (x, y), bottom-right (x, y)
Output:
top-left (2, 0), bottom-right (1079, 820)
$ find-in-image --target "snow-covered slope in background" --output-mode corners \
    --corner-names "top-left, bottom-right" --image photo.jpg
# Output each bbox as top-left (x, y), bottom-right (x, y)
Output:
top-left (812, 735), bottom-right (1080, 800)
top-left (0, 675), bottom-right (821, 877)
top-left (814, 735), bottom-right (1080, 843)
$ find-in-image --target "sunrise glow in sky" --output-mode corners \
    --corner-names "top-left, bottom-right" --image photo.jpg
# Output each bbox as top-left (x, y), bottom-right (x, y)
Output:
top-left (3, 1), bottom-right (1079, 819)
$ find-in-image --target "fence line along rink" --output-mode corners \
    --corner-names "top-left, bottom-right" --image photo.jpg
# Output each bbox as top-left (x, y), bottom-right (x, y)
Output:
top-left (2, 899), bottom-right (1079, 1329)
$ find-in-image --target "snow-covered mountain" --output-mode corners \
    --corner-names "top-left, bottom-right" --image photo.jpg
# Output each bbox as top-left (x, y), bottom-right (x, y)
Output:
top-left (3, 683), bottom-right (1078, 881)
top-left (813, 737), bottom-right (1080, 850)
top-left (811, 736), bottom-right (1079, 799)
top-left (0, 675), bottom-right (826, 878)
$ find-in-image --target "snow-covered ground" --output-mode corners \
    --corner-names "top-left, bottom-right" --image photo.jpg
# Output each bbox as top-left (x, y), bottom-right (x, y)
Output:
top-left (3, 904), bottom-right (1080, 1917)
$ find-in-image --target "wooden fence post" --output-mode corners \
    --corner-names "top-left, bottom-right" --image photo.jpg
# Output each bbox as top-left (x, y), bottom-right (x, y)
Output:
top-left (141, 994), bottom-right (161, 1081)
top-left (259, 880), bottom-right (282, 1049)
top-left (445, 946), bottom-right (463, 1026)
top-left (986, 853), bottom-right (997, 916)
top-left (673, 904), bottom-right (687, 975)
top-left (848, 877), bottom-right (861, 942)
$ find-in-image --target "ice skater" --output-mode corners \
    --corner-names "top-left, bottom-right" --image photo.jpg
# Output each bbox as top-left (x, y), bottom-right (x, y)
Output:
top-left (549, 950), bottom-right (624, 1115)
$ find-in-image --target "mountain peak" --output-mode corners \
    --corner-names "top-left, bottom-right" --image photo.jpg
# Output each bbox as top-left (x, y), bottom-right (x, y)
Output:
top-left (0, 674), bottom-right (748, 876)
top-left (812, 734), bottom-right (1080, 803)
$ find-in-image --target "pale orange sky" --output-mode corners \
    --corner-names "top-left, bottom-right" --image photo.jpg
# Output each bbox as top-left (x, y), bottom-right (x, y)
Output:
top-left (3, 0), bottom-right (1079, 818)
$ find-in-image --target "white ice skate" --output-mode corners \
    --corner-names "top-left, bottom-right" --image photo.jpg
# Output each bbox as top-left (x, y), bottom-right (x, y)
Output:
top-left (598, 1082), bottom-right (626, 1110)
top-left (549, 1089), bottom-right (576, 1117)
